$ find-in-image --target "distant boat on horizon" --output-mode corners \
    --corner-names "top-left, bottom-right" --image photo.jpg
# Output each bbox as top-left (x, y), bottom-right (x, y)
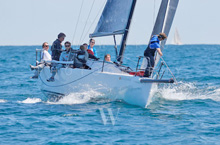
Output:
top-left (171, 28), bottom-right (182, 45)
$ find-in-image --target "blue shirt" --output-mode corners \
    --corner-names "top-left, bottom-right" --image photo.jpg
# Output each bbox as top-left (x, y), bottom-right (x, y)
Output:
top-left (149, 35), bottom-right (160, 49)
top-left (59, 48), bottom-right (76, 61)
top-left (59, 51), bottom-right (72, 61)
top-left (88, 45), bottom-right (97, 57)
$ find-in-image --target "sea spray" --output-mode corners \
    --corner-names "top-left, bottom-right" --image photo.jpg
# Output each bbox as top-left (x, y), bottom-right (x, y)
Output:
top-left (19, 98), bottom-right (42, 104)
top-left (154, 82), bottom-right (220, 101)
top-left (47, 90), bottom-right (104, 105)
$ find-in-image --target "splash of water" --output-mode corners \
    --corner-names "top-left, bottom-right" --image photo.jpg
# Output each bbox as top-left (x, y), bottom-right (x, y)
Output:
top-left (154, 82), bottom-right (220, 102)
top-left (19, 98), bottom-right (42, 104)
top-left (47, 90), bottom-right (104, 105)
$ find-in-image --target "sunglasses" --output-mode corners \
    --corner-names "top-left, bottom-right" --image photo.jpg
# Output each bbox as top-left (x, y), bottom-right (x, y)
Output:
top-left (159, 35), bottom-right (166, 40)
top-left (65, 45), bottom-right (70, 47)
top-left (44, 45), bottom-right (49, 47)
top-left (91, 41), bottom-right (95, 44)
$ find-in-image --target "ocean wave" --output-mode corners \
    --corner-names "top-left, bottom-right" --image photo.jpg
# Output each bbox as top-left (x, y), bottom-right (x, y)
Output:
top-left (19, 98), bottom-right (42, 104)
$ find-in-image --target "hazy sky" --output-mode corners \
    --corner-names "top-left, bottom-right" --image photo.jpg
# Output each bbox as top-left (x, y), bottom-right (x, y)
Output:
top-left (0, 0), bottom-right (219, 45)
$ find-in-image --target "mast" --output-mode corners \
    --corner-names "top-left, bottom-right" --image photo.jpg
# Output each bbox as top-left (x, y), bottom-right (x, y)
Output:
top-left (117, 0), bottom-right (137, 64)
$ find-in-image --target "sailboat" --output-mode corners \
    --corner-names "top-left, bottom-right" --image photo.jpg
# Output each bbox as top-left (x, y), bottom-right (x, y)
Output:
top-left (172, 28), bottom-right (182, 45)
top-left (36, 0), bottom-right (179, 108)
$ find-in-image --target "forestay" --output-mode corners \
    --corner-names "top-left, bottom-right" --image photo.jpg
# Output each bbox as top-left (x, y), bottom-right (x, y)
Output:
top-left (90, 0), bottom-right (134, 38)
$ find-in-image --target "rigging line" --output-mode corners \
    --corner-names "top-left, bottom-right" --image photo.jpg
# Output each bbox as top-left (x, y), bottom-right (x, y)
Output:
top-left (81, 0), bottom-right (107, 43)
top-left (160, 56), bottom-right (178, 84)
top-left (79, 0), bottom-right (96, 44)
top-left (72, 0), bottom-right (85, 45)
top-left (153, 0), bottom-right (156, 25)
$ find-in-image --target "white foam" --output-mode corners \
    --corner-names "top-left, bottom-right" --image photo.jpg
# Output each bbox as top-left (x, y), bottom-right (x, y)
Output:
top-left (19, 98), bottom-right (42, 104)
top-left (155, 82), bottom-right (220, 102)
top-left (47, 90), bottom-right (104, 105)
top-left (0, 99), bottom-right (7, 103)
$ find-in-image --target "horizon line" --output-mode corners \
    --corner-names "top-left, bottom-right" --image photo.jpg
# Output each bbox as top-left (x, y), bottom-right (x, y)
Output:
top-left (0, 43), bottom-right (220, 46)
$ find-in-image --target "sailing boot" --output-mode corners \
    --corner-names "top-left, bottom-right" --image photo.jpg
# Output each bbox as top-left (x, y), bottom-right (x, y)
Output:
top-left (47, 77), bottom-right (54, 82)
top-left (30, 64), bottom-right (38, 71)
top-left (30, 75), bottom-right (38, 79)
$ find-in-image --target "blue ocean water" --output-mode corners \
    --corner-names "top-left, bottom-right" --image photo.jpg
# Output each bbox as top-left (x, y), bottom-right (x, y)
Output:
top-left (0, 45), bottom-right (220, 144)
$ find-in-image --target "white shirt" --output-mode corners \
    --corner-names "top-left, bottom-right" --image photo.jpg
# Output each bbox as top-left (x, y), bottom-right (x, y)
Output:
top-left (41, 50), bottom-right (52, 61)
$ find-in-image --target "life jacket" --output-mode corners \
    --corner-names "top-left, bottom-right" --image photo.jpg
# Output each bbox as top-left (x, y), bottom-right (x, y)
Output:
top-left (87, 49), bottom-right (94, 55)
top-left (144, 35), bottom-right (160, 57)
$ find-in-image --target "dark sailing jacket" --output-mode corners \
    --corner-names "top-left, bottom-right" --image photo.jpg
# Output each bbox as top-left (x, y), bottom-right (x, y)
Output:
top-left (51, 39), bottom-right (62, 61)
top-left (74, 50), bottom-right (89, 68)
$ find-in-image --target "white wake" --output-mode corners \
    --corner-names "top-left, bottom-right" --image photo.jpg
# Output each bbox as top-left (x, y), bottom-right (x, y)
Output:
top-left (155, 82), bottom-right (220, 102)
top-left (47, 90), bottom-right (104, 105)
top-left (19, 98), bottom-right (42, 104)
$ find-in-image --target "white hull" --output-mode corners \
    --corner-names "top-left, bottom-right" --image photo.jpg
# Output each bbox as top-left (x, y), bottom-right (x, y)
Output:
top-left (39, 60), bottom-right (155, 108)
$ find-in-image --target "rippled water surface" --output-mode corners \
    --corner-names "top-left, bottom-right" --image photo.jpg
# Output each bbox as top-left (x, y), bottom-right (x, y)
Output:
top-left (0, 45), bottom-right (220, 144)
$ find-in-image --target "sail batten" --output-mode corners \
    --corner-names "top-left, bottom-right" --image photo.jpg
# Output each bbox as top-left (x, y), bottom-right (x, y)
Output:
top-left (90, 0), bottom-right (134, 38)
top-left (90, 30), bottom-right (125, 38)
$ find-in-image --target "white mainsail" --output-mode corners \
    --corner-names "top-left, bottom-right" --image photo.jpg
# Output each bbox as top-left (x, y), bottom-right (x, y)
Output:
top-left (172, 28), bottom-right (182, 45)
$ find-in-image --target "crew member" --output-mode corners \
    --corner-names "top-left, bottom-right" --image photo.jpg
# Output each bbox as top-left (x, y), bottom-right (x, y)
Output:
top-left (51, 32), bottom-right (66, 61)
top-left (47, 41), bottom-right (75, 82)
top-left (47, 33), bottom-right (66, 82)
top-left (143, 33), bottom-right (167, 77)
top-left (83, 43), bottom-right (99, 60)
top-left (74, 45), bottom-right (89, 68)
top-left (30, 42), bottom-right (51, 79)
top-left (105, 54), bottom-right (112, 62)
top-left (88, 39), bottom-right (97, 57)
top-left (60, 41), bottom-right (74, 61)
